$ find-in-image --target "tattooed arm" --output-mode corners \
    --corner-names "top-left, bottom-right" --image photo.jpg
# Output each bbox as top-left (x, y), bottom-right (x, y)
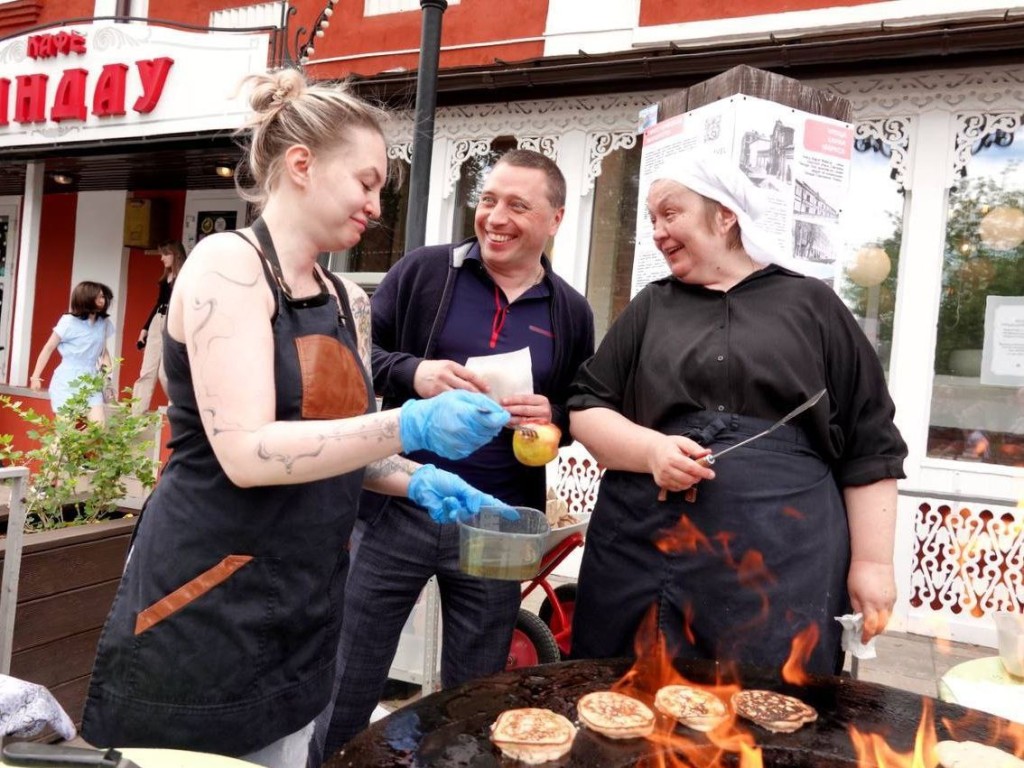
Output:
top-left (362, 454), bottom-right (422, 497)
top-left (167, 231), bottom-right (407, 488)
top-left (338, 275), bottom-right (372, 373)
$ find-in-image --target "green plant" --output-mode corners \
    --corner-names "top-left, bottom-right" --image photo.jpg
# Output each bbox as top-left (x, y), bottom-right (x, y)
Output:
top-left (0, 368), bottom-right (160, 531)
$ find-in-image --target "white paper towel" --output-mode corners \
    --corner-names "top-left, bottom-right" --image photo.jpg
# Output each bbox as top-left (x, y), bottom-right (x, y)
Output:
top-left (835, 612), bottom-right (878, 660)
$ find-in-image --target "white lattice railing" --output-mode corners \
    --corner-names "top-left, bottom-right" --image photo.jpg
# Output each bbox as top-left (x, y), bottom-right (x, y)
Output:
top-left (548, 441), bottom-right (604, 518)
top-left (898, 492), bottom-right (1023, 646)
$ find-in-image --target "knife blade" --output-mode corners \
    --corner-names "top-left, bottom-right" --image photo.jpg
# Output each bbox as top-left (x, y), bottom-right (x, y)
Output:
top-left (696, 388), bottom-right (827, 466)
top-left (2, 743), bottom-right (140, 768)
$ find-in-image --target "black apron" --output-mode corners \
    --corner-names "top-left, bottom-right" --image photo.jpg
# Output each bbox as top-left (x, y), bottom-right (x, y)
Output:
top-left (82, 222), bottom-right (375, 755)
top-left (571, 411), bottom-right (850, 676)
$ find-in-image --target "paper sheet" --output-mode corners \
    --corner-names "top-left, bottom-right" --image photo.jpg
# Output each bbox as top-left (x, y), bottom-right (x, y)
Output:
top-left (465, 347), bottom-right (534, 402)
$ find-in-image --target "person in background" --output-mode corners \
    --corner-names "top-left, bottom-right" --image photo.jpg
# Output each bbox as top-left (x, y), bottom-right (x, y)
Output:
top-left (567, 153), bottom-right (907, 676)
top-left (131, 240), bottom-right (187, 414)
top-left (30, 280), bottom-right (114, 423)
top-left (80, 68), bottom-right (510, 768)
top-left (313, 149), bottom-right (594, 763)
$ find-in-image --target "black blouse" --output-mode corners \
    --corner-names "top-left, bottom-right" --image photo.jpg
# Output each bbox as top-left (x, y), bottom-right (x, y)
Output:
top-left (141, 276), bottom-right (173, 334)
top-left (567, 265), bottom-right (907, 488)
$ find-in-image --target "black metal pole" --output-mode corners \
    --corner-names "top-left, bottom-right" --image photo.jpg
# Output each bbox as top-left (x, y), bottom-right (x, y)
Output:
top-left (403, 0), bottom-right (447, 253)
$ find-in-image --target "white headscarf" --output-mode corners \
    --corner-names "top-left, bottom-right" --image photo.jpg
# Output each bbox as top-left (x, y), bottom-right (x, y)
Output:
top-left (651, 153), bottom-right (782, 267)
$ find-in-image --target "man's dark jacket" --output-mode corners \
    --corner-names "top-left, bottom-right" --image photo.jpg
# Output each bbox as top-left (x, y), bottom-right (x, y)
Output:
top-left (371, 238), bottom-right (595, 443)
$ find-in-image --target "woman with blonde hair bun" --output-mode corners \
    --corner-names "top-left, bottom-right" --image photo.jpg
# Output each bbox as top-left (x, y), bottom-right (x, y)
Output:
top-left (81, 69), bottom-right (512, 766)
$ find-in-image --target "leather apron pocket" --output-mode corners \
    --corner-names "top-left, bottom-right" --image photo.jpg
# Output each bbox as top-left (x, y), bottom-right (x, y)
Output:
top-left (294, 334), bottom-right (369, 420)
top-left (127, 555), bottom-right (282, 705)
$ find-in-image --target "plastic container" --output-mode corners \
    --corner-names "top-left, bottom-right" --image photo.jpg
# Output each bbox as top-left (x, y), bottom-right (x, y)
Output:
top-left (993, 610), bottom-right (1024, 678)
top-left (458, 506), bottom-right (550, 581)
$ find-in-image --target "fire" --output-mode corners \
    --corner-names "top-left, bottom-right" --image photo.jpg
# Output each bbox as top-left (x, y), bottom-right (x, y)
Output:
top-left (848, 698), bottom-right (939, 767)
top-left (656, 514), bottom-right (714, 555)
top-left (617, 609), bottom-right (754, 768)
top-left (781, 623), bottom-right (820, 685)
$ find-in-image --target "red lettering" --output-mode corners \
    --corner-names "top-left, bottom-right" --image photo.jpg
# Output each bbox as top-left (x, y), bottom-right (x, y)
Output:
top-left (93, 63), bottom-right (128, 117)
top-left (14, 74), bottom-right (48, 123)
top-left (51, 68), bottom-right (88, 122)
top-left (27, 36), bottom-right (44, 59)
top-left (133, 57), bottom-right (174, 114)
top-left (0, 79), bottom-right (9, 127)
top-left (26, 31), bottom-right (87, 60)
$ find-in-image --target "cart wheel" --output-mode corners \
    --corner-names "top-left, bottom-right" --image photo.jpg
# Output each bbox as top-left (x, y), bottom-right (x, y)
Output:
top-left (538, 584), bottom-right (578, 631)
top-left (507, 609), bottom-right (560, 670)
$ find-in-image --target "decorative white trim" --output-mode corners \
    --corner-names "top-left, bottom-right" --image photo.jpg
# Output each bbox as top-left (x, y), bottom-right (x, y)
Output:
top-left (444, 138), bottom-right (492, 198)
top-left (386, 142), bottom-right (412, 164)
top-left (952, 112), bottom-right (1023, 188)
top-left (517, 135), bottom-right (561, 161)
top-left (812, 66), bottom-right (1024, 118)
top-left (583, 130), bottom-right (637, 193)
top-left (855, 117), bottom-right (913, 192)
top-left (385, 93), bottom-right (658, 199)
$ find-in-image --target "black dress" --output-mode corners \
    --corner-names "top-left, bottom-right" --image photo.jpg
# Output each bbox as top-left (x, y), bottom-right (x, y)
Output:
top-left (567, 265), bottom-right (907, 675)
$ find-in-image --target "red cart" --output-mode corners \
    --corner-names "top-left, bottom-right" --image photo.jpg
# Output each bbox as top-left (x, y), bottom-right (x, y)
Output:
top-left (506, 514), bottom-right (590, 669)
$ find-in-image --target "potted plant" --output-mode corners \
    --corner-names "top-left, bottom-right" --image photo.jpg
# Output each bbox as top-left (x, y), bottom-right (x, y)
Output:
top-left (0, 370), bottom-right (160, 726)
top-left (0, 369), bottom-right (160, 530)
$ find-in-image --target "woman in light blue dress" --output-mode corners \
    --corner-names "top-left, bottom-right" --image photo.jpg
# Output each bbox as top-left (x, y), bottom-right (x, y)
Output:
top-left (30, 281), bottom-right (114, 422)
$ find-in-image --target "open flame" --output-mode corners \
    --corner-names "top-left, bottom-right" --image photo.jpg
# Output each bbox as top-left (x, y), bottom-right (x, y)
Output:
top-left (849, 698), bottom-right (938, 767)
top-left (781, 623), bottom-right (820, 686)
top-left (615, 609), bottom-right (754, 768)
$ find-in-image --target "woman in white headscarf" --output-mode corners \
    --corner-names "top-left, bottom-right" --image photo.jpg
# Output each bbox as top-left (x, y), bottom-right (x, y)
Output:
top-left (567, 153), bottom-right (907, 675)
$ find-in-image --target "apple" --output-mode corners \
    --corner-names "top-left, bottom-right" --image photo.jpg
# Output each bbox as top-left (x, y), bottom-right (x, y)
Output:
top-left (512, 422), bottom-right (562, 467)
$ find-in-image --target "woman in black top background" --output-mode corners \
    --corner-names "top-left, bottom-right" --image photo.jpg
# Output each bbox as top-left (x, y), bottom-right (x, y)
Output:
top-left (131, 240), bottom-right (185, 413)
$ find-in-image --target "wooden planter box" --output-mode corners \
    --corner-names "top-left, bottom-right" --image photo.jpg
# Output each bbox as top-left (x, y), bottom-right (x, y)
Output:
top-left (0, 517), bottom-right (135, 727)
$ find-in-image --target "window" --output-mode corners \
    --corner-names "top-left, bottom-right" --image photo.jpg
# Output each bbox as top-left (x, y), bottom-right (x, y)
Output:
top-left (834, 132), bottom-right (908, 375)
top-left (321, 160), bottom-right (411, 290)
top-left (927, 126), bottom-right (1024, 467)
top-left (452, 137), bottom-right (516, 244)
top-left (209, 2), bottom-right (284, 28)
top-left (586, 143), bottom-right (641, 340)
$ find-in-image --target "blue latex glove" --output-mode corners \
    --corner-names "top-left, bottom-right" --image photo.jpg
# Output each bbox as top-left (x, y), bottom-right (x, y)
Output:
top-left (407, 464), bottom-right (519, 524)
top-left (399, 390), bottom-right (509, 460)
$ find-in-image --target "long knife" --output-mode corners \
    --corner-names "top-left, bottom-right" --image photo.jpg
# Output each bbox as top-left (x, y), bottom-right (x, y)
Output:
top-left (2, 743), bottom-right (141, 768)
top-left (657, 388), bottom-right (827, 502)
top-left (696, 388), bottom-right (827, 466)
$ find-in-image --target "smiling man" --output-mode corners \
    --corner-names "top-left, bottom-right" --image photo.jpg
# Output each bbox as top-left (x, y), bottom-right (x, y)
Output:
top-left (309, 149), bottom-right (594, 765)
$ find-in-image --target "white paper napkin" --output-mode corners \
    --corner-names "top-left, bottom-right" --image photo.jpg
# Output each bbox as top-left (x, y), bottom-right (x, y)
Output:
top-left (465, 347), bottom-right (534, 402)
top-left (835, 612), bottom-right (878, 660)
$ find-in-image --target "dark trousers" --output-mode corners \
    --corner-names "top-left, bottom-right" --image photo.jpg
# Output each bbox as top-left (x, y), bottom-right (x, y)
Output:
top-left (309, 497), bottom-right (521, 765)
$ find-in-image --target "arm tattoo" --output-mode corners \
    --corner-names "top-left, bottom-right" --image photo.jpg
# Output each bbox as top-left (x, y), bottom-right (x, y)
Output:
top-left (257, 441), bottom-right (324, 474)
top-left (365, 455), bottom-right (417, 482)
top-left (350, 293), bottom-right (372, 371)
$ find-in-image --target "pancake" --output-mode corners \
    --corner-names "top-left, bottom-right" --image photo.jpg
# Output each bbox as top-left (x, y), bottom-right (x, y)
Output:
top-left (731, 689), bottom-right (818, 733)
top-left (577, 691), bottom-right (656, 739)
top-left (490, 707), bottom-right (577, 764)
top-left (654, 684), bottom-right (729, 732)
top-left (935, 740), bottom-right (1024, 768)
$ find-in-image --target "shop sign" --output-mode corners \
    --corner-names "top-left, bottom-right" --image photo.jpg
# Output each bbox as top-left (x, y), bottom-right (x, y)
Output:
top-left (0, 23), bottom-right (270, 148)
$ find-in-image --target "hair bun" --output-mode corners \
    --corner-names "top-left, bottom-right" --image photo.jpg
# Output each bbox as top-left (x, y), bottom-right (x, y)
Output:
top-left (249, 69), bottom-right (307, 114)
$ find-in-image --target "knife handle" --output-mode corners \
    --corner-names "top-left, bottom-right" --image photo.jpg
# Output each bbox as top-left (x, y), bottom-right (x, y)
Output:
top-left (2, 743), bottom-right (124, 767)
